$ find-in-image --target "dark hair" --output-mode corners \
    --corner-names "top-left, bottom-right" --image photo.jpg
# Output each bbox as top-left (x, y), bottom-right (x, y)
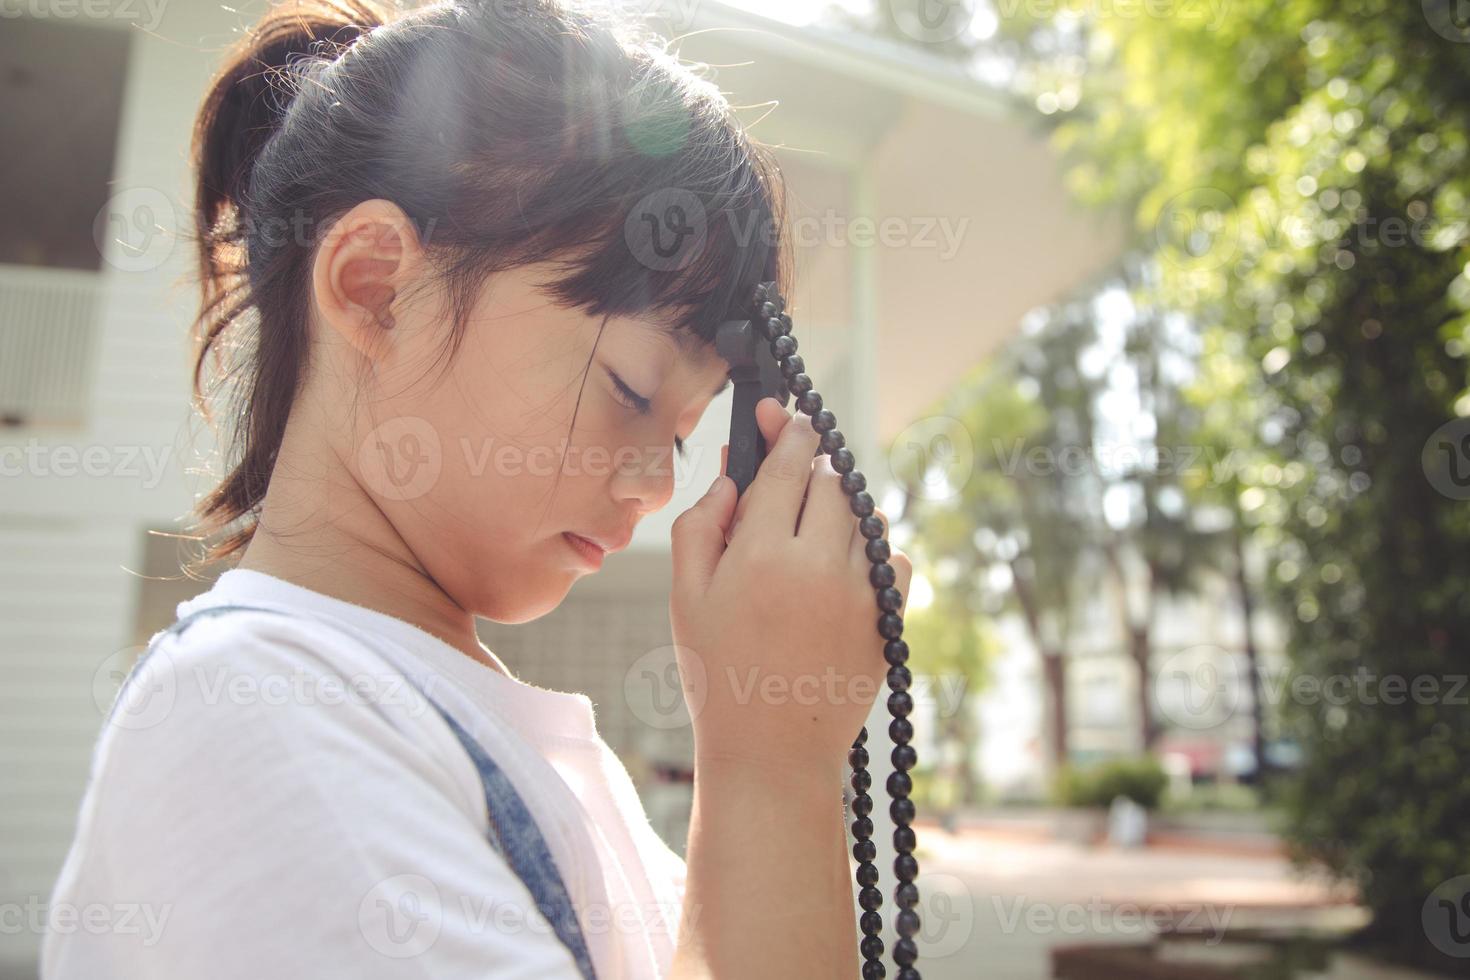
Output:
top-left (189, 0), bottom-right (788, 561)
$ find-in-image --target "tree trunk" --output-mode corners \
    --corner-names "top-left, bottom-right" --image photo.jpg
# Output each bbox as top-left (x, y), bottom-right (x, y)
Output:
top-left (1042, 650), bottom-right (1069, 769)
top-left (1010, 559), bottom-right (1070, 768)
top-left (1232, 521), bottom-right (1268, 782)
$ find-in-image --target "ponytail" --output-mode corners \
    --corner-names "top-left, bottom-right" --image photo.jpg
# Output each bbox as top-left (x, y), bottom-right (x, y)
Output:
top-left (188, 0), bottom-right (391, 562)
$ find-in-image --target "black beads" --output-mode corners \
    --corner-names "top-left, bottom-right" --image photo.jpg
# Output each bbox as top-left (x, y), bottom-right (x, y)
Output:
top-left (749, 285), bottom-right (924, 980)
top-left (892, 744), bottom-right (917, 772)
top-left (894, 854), bottom-right (919, 883)
top-left (866, 537), bottom-right (891, 563)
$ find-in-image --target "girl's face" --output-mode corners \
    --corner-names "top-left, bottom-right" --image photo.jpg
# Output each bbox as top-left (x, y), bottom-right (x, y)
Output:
top-left (339, 257), bottom-right (731, 624)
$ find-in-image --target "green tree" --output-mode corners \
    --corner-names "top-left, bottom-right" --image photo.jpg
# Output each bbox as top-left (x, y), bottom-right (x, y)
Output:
top-left (1000, 0), bottom-right (1470, 963)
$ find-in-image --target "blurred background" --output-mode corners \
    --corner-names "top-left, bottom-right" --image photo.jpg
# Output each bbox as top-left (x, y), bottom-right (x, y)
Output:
top-left (3, 0), bottom-right (1468, 977)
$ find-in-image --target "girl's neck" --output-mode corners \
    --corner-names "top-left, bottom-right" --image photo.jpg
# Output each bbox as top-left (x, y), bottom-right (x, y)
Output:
top-left (232, 403), bottom-right (512, 677)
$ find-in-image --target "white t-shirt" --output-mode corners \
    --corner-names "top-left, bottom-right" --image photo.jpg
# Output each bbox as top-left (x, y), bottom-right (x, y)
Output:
top-left (43, 569), bottom-right (688, 980)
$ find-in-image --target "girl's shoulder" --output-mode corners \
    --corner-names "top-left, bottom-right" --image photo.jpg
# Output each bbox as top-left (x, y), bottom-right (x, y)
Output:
top-left (43, 605), bottom-right (590, 979)
top-left (97, 602), bottom-right (475, 794)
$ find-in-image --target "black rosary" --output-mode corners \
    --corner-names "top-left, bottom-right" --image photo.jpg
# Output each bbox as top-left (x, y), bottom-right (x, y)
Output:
top-left (716, 281), bottom-right (922, 980)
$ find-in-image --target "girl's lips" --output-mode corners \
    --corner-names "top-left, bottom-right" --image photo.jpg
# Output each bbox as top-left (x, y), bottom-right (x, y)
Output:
top-left (562, 531), bottom-right (605, 570)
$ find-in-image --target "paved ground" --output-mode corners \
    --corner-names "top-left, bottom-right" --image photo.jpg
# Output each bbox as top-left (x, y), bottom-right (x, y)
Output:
top-left (904, 820), bottom-right (1411, 980)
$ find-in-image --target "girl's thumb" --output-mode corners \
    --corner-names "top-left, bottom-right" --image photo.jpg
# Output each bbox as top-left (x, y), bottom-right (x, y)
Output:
top-left (670, 474), bottom-right (736, 596)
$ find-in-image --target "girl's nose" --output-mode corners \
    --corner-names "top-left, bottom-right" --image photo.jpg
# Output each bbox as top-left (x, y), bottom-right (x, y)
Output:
top-left (609, 444), bottom-right (677, 514)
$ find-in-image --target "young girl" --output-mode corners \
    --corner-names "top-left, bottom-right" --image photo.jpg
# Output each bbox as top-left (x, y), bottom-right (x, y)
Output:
top-left (45, 1), bottom-right (911, 977)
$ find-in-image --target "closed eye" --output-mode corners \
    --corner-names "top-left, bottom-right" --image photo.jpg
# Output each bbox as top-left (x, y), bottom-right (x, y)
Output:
top-left (607, 368), bottom-right (688, 459)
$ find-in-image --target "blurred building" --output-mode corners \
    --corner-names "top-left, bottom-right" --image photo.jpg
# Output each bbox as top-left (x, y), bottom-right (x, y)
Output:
top-left (0, 1), bottom-right (1122, 974)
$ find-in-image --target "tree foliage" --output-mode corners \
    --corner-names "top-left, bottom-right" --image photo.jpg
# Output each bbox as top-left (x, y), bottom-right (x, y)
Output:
top-left (1000, 0), bottom-right (1470, 962)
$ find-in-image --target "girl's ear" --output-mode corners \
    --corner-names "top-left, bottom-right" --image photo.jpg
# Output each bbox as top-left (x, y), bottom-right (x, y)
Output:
top-left (310, 199), bottom-right (427, 363)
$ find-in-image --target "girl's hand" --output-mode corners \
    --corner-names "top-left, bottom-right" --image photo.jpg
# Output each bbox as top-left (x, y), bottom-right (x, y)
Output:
top-left (669, 398), bottom-right (913, 774)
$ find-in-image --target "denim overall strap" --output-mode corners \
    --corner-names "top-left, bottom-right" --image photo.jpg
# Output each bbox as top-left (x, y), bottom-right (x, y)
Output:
top-left (113, 603), bottom-right (599, 979)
